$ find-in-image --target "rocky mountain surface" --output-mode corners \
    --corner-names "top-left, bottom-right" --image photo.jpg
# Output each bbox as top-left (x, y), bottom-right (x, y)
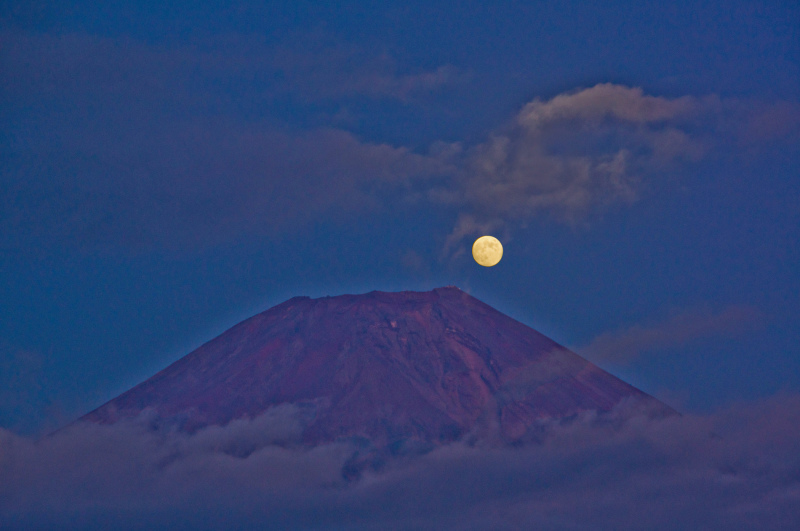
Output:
top-left (83, 287), bottom-right (671, 447)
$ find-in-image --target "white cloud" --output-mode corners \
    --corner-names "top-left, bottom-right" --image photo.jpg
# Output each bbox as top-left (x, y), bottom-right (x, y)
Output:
top-left (459, 84), bottom-right (712, 223)
top-left (517, 83), bottom-right (698, 126)
top-left (431, 84), bottom-right (744, 251)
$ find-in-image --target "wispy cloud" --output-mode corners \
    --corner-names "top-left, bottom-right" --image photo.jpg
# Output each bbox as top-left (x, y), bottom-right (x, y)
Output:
top-left (1, 122), bottom-right (453, 252)
top-left (0, 30), bottom-right (462, 106)
top-left (3, 30), bottom-right (797, 255)
top-left (435, 84), bottom-right (716, 248)
top-left (1, 394), bottom-right (799, 529)
top-left (577, 305), bottom-right (765, 363)
top-left (271, 34), bottom-right (464, 101)
top-left (434, 84), bottom-right (800, 251)
top-left (0, 30), bottom-right (460, 253)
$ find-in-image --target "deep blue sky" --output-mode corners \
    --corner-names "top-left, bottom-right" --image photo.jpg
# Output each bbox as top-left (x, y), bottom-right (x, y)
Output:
top-left (1, 0), bottom-right (798, 434)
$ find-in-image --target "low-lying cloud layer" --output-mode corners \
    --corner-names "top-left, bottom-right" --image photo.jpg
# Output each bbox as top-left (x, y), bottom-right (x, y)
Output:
top-left (2, 394), bottom-right (798, 530)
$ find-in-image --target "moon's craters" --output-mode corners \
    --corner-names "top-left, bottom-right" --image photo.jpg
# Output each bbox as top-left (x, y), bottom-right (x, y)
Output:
top-left (472, 236), bottom-right (503, 267)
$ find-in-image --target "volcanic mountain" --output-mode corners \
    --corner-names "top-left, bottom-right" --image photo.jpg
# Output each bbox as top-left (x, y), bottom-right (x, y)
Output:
top-left (83, 287), bottom-right (671, 446)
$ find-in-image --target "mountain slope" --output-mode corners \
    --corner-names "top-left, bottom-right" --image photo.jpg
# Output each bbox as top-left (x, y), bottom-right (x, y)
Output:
top-left (83, 287), bottom-right (670, 445)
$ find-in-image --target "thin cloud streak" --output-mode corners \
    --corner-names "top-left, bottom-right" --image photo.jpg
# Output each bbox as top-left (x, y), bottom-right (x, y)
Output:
top-left (1, 124), bottom-right (454, 252)
top-left (578, 305), bottom-right (765, 364)
top-left (271, 34), bottom-right (465, 101)
top-left (0, 30), bottom-right (462, 104)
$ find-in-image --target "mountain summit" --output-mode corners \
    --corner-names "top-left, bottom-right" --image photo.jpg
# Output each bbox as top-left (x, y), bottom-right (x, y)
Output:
top-left (83, 287), bottom-right (671, 445)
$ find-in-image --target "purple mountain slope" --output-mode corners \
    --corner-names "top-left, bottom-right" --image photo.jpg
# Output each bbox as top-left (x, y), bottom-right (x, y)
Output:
top-left (83, 287), bottom-right (672, 445)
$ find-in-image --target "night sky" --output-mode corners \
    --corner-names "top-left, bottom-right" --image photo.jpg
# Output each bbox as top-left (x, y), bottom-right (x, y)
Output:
top-left (2, 0), bottom-right (799, 447)
top-left (3, 2), bottom-right (800, 528)
top-left (2, 0), bottom-right (799, 436)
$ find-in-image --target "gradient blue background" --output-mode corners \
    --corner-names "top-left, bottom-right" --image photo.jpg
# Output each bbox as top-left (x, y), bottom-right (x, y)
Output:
top-left (1, 0), bottom-right (798, 434)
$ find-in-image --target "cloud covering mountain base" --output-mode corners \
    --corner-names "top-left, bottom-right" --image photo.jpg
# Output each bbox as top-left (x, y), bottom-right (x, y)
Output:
top-left (2, 395), bottom-right (799, 530)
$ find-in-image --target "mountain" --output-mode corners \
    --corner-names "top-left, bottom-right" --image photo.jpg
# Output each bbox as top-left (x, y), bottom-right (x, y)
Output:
top-left (82, 287), bottom-right (672, 446)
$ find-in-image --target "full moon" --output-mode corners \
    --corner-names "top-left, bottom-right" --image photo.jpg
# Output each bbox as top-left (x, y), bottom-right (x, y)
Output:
top-left (472, 235), bottom-right (503, 267)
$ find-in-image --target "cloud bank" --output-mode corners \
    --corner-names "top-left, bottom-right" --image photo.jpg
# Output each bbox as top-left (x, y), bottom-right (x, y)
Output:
top-left (2, 395), bottom-right (799, 530)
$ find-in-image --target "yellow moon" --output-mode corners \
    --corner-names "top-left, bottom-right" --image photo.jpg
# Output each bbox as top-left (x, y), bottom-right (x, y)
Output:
top-left (472, 235), bottom-right (503, 267)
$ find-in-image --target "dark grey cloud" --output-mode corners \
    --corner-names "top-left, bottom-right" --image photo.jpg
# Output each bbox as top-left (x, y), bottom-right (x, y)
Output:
top-left (269, 33), bottom-right (465, 102)
top-left (1, 394), bottom-right (799, 530)
top-left (0, 30), bottom-right (459, 253)
top-left (0, 30), bottom-right (461, 106)
top-left (3, 30), bottom-right (797, 256)
top-left (1, 120), bottom-right (452, 252)
top-left (578, 305), bottom-right (765, 363)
